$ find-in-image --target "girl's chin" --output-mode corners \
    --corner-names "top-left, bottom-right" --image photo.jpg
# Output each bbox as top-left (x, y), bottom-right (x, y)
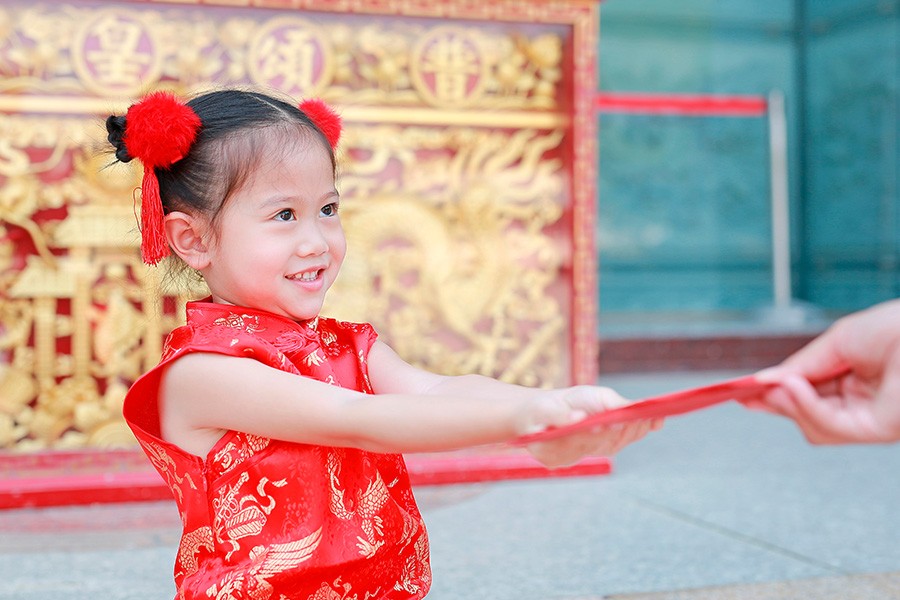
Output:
top-left (281, 302), bottom-right (326, 322)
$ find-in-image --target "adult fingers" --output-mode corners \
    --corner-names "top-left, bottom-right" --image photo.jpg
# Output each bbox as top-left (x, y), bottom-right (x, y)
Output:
top-left (779, 374), bottom-right (861, 444)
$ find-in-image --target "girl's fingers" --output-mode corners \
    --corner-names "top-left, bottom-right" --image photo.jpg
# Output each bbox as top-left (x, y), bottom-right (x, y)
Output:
top-left (529, 415), bottom-right (661, 467)
top-left (628, 419), bottom-right (655, 445)
top-left (740, 398), bottom-right (780, 414)
top-left (568, 385), bottom-right (629, 411)
top-left (527, 390), bottom-right (663, 466)
top-left (594, 420), bottom-right (652, 453)
top-left (564, 408), bottom-right (588, 425)
top-left (597, 387), bottom-right (630, 410)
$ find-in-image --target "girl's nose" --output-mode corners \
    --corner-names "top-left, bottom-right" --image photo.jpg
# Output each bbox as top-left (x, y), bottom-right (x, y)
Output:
top-left (295, 220), bottom-right (329, 257)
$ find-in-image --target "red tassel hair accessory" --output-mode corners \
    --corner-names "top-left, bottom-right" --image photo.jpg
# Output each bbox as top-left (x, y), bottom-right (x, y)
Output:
top-left (124, 91), bottom-right (201, 265)
top-left (299, 99), bottom-right (342, 150)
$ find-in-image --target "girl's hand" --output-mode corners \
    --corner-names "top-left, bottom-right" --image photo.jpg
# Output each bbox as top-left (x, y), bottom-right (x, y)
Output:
top-left (520, 385), bottom-right (662, 468)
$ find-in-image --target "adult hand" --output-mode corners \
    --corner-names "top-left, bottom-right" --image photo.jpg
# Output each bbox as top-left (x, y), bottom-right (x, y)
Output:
top-left (755, 299), bottom-right (900, 444)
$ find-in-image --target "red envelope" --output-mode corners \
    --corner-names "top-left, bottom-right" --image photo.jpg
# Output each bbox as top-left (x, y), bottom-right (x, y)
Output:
top-left (514, 367), bottom-right (849, 445)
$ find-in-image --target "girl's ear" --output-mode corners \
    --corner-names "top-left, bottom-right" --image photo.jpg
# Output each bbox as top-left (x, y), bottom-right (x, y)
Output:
top-left (165, 211), bottom-right (211, 270)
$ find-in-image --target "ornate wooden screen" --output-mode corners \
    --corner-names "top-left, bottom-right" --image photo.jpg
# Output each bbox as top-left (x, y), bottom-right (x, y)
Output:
top-left (0, 0), bottom-right (598, 452)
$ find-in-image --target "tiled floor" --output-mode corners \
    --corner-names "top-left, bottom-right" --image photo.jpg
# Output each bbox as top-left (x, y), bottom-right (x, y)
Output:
top-left (605, 572), bottom-right (900, 600)
top-left (2, 370), bottom-right (899, 600)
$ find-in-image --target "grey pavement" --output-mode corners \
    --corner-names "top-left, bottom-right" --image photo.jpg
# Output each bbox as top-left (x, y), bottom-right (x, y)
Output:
top-left (1, 370), bottom-right (899, 599)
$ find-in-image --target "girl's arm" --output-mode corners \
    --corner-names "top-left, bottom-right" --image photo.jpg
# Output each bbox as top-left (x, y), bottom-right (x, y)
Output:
top-left (159, 351), bottom-right (587, 457)
top-left (367, 341), bottom-right (661, 466)
top-left (367, 340), bottom-right (541, 401)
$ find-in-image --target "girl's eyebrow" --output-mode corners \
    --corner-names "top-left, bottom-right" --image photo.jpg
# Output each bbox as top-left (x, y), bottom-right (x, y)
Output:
top-left (256, 190), bottom-right (340, 210)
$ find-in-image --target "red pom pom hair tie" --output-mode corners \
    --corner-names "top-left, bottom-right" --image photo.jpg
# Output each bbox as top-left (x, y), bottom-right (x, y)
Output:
top-left (124, 91), bottom-right (201, 265)
top-left (299, 99), bottom-right (342, 150)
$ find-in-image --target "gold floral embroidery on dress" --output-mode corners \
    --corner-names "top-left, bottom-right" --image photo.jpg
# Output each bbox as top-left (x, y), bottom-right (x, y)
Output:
top-left (144, 440), bottom-right (197, 503)
top-left (176, 526), bottom-right (215, 580)
top-left (205, 527), bottom-right (323, 600)
top-left (304, 349), bottom-right (326, 367)
top-left (213, 472), bottom-right (288, 560)
top-left (326, 452), bottom-right (390, 557)
top-left (214, 314), bottom-right (265, 334)
top-left (319, 327), bottom-right (338, 347)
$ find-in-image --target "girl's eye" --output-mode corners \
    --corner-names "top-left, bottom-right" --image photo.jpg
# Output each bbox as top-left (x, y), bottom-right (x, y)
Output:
top-left (320, 202), bottom-right (339, 217)
top-left (275, 209), bottom-right (295, 221)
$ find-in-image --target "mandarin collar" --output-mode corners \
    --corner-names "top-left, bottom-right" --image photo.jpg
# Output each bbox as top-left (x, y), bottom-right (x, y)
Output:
top-left (185, 300), bottom-right (320, 349)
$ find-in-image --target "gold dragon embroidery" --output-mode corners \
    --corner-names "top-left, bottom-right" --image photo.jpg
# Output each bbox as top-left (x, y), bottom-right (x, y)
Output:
top-left (144, 440), bottom-right (197, 503)
top-left (213, 434), bottom-right (271, 474)
top-left (307, 577), bottom-right (385, 600)
top-left (213, 473), bottom-right (288, 560)
top-left (205, 528), bottom-right (323, 600)
top-left (326, 451), bottom-right (390, 558)
top-left (393, 532), bottom-right (431, 596)
top-left (176, 526), bottom-right (215, 580)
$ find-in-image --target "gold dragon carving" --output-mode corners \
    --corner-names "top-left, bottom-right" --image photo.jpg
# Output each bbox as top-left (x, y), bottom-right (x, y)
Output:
top-left (0, 1), bottom-right (582, 451)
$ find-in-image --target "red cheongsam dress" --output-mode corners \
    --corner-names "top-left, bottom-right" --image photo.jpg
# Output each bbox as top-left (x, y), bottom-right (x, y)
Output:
top-left (123, 301), bottom-right (432, 600)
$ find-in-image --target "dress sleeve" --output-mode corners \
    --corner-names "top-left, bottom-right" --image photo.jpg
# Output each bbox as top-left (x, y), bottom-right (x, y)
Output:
top-left (123, 324), bottom-right (290, 440)
top-left (361, 322), bottom-right (379, 354)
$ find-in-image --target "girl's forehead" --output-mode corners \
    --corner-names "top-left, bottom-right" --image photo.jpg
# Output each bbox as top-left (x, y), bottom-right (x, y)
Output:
top-left (235, 138), bottom-right (334, 190)
top-left (255, 129), bottom-right (331, 168)
top-left (228, 127), bottom-right (325, 168)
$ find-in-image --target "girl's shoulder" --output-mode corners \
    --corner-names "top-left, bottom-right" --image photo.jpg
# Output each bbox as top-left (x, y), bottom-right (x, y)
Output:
top-left (316, 316), bottom-right (377, 338)
top-left (315, 317), bottom-right (379, 358)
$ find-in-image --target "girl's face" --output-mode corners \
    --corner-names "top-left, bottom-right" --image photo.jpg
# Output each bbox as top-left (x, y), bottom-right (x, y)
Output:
top-left (199, 139), bottom-right (345, 322)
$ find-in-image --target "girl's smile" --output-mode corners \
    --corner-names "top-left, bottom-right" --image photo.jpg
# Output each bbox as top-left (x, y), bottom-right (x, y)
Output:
top-left (286, 267), bottom-right (327, 290)
top-left (288, 270), bottom-right (322, 282)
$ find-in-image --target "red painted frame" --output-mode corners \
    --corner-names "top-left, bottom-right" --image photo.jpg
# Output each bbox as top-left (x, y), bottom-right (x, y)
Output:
top-left (0, 450), bottom-right (611, 510)
top-left (596, 92), bottom-right (768, 117)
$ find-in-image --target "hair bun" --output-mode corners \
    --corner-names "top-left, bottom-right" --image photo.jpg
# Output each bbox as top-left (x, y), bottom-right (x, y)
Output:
top-left (119, 91), bottom-right (201, 265)
top-left (299, 98), bottom-right (341, 150)
top-left (124, 91), bottom-right (201, 168)
top-left (105, 115), bottom-right (133, 163)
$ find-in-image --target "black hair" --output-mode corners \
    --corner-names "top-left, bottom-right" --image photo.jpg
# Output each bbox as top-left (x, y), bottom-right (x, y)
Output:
top-left (105, 89), bottom-right (336, 232)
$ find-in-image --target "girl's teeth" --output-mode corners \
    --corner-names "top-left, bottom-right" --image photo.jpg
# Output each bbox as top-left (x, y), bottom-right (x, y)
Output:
top-left (298, 271), bottom-right (317, 281)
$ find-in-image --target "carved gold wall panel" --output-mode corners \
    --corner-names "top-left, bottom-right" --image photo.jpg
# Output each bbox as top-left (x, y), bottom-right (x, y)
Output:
top-left (0, 0), bottom-right (598, 451)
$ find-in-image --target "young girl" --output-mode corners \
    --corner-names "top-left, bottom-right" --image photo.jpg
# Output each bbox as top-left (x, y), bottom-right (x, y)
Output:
top-left (108, 89), bottom-right (658, 600)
